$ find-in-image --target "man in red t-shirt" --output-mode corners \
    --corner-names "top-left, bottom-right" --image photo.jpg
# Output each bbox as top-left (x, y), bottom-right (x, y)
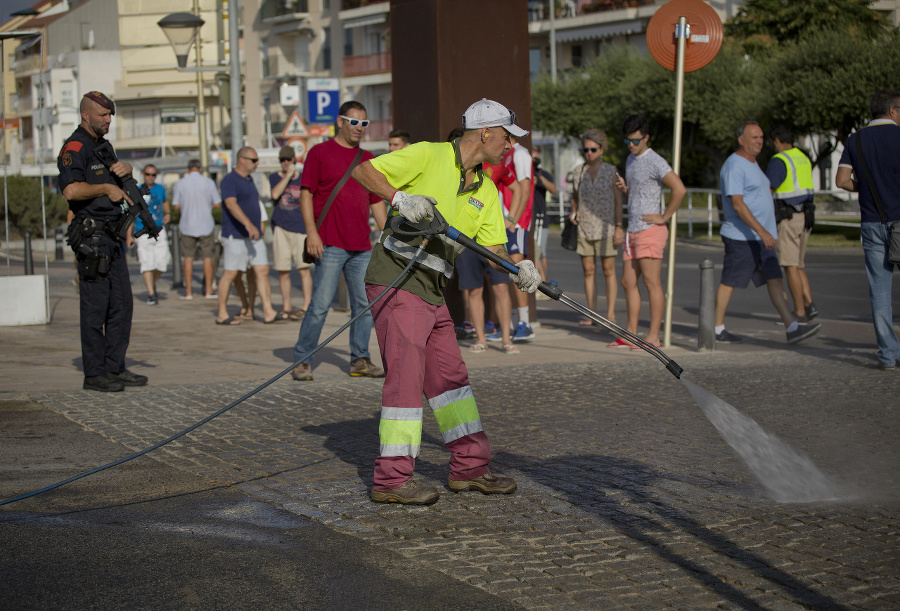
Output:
top-left (291, 101), bottom-right (388, 381)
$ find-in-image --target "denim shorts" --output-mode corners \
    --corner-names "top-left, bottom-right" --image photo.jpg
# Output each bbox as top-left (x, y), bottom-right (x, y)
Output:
top-left (720, 236), bottom-right (782, 288)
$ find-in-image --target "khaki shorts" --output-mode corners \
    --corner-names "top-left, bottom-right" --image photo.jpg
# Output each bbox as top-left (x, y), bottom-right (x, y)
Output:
top-left (180, 231), bottom-right (217, 259)
top-left (776, 214), bottom-right (809, 268)
top-left (576, 234), bottom-right (617, 258)
top-left (272, 225), bottom-right (311, 271)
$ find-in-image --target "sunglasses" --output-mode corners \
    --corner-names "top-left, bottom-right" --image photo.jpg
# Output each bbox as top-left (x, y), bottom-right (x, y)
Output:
top-left (279, 158), bottom-right (294, 162)
top-left (339, 115), bottom-right (370, 127)
top-left (143, 172), bottom-right (157, 177)
top-left (583, 147), bottom-right (599, 153)
top-left (624, 137), bottom-right (645, 146)
top-left (242, 157), bottom-right (259, 163)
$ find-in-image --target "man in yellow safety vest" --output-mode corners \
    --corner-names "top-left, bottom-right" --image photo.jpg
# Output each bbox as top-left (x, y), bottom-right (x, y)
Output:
top-left (766, 125), bottom-right (819, 322)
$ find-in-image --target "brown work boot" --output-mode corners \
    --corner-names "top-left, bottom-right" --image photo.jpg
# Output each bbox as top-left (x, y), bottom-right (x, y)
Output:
top-left (370, 480), bottom-right (439, 505)
top-left (290, 363), bottom-right (313, 381)
top-left (448, 471), bottom-right (517, 494)
top-left (349, 357), bottom-right (384, 378)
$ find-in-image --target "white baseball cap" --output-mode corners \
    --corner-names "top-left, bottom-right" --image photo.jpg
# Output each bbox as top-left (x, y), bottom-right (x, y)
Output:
top-left (462, 98), bottom-right (529, 138)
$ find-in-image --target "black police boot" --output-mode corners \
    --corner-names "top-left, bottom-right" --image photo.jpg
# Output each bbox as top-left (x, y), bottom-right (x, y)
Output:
top-left (83, 374), bottom-right (125, 392)
top-left (110, 370), bottom-right (148, 387)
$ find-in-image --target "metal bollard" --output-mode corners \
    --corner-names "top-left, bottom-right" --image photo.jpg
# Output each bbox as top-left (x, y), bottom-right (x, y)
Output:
top-left (698, 258), bottom-right (715, 351)
top-left (55, 228), bottom-right (65, 261)
top-left (169, 224), bottom-right (184, 289)
top-left (23, 232), bottom-right (34, 275)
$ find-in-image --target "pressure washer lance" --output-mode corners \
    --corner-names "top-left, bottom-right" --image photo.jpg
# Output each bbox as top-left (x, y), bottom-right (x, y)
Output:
top-left (390, 213), bottom-right (684, 379)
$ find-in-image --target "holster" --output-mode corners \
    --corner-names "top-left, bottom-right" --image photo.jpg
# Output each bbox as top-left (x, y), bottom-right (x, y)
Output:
top-left (774, 201), bottom-right (794, 223)
top-left (803, 203), bottom-right (815, 231)
top-left (67, 215), bottom-right (113, 282)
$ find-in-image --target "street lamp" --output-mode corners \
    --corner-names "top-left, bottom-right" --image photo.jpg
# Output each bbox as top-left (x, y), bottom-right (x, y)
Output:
top-left (157, 12), bottom-right (204, 69)
top-left (158, 8), bottom-right (209, 173)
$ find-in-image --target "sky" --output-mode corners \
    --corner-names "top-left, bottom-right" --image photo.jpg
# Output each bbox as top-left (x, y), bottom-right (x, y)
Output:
top-left (1, 0), bottom-right (41, 26)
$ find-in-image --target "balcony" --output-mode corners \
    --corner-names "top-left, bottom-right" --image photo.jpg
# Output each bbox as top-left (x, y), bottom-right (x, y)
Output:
top-left (528, 0), bottom-right (658, 21)
top-left (342, 52), bottom-right (390, 77)
top-left (260, 0), bottom-right (309, 23)
top-left (362, 118), bottom-right (391, 142)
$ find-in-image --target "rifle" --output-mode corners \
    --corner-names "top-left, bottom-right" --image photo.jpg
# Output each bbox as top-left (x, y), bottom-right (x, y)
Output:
top-left (93, 140), bottom-right (161, 240)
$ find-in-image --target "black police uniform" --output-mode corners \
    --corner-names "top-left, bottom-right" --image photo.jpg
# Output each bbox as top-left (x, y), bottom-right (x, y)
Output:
top-left (58, 126), bottom-right (133, 380)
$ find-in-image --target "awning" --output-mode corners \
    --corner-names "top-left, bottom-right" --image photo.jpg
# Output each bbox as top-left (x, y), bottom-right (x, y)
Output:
top-left (555, 20), bottom-right (643, 43)
top-left (343, 14), bottom-right (386, 29)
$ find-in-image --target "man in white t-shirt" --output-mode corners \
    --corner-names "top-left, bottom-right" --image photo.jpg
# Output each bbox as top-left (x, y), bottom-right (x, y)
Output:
top-left (171, 159), bottom-right (222, 299)
top-left (505, 137), bottom-right (536, 341)
top-left (613, 114), bottom-right (685, 350)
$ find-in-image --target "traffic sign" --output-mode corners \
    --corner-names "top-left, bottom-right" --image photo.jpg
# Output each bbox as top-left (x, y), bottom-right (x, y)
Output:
top-left (286, 137), bottom-right (308, 162)
top-left (307, 78), bottom-right (340, 124)
top-left (161, 105), bottom-right (196, 123)
top-left (281, 110), bottom-right (309, 138)
top-left (646, 0), bottom-right (722, 73)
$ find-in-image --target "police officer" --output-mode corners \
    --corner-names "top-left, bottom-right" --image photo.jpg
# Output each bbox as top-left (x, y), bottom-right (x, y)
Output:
top-left (58, 91), bottom-right (148, 392)
top-left (765, 125), bottom-right (819, 323)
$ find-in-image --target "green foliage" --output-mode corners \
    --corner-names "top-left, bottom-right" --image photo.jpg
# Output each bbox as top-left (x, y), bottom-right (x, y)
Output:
top-left (725, 0), bottom-right (890, 51)
top-left (0, 176), bottom-right (69, 237)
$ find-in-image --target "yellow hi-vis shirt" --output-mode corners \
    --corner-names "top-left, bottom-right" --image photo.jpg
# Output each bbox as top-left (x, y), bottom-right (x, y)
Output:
top-left (772, 147), bottom-right (814, 202)
top-left (365, 139), bottom-right (507, 305)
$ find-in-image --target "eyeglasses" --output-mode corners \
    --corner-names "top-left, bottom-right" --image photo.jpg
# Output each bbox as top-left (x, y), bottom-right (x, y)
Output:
top-left (624, 137), bottom-right (645, 147)
top-left (583, 147), bottom-right (599, 153)
top-left (143, 172), bottom-right (157, 177)
top-left (242, 157), bottom-right (259, 163)
top-left (339, 115), bottom-right (370, 127)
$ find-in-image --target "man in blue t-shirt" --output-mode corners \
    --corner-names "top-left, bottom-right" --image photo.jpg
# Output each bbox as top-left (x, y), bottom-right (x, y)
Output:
top-left (131, 163), bottom-right (170, 305)
top-left (215, 147), bottom-right (282, 325)
top-left (269, 145), bottom-right (311, 320)
top-left (714, 122), bottom-right (820, 345)
top-left (836, 89), bottom-right (900, 369)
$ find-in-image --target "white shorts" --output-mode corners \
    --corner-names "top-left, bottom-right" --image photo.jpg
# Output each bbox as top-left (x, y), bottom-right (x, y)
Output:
top-left (222, 236), bottom-right (268, 271)
top-left (136, 227), bottom-right (170, 273)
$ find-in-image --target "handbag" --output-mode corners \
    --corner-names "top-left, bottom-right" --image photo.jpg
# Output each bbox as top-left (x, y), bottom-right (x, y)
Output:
top-left (855, 133), bottom-right (900, 264)
top-left (561, 217), bottom-right (578, 251)
top-left (303, 147), bottom-right (365, 264)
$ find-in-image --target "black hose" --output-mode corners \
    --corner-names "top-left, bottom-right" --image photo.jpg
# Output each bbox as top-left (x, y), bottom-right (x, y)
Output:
top-left (0, 243), bottom-right (429, 507)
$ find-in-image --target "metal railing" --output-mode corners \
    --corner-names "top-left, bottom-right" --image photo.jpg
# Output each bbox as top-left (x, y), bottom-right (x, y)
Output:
top-left (342, 52), bottom-right (390, 77)
top-left (545, 188), bottom-right (860, 239)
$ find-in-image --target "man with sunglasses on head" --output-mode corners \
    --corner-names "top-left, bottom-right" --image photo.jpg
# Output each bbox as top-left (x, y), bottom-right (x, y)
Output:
top-left (131, 163), bottom-right (170, 306)
top-left (351, 98), bottom-right (541, 505)
top-left (58, 91), bottom-right (147, 391)
top-left (215, 147), bottom-right (282, 325)
top-left (290, 101), bottom-right (387, 381)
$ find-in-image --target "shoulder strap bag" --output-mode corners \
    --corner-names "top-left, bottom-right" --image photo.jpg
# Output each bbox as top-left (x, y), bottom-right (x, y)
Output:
top-left (303, 147), bottom-right (365, 264)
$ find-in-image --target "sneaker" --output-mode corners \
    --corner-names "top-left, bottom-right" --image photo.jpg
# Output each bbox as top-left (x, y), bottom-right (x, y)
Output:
top-left (370, 480), bottom-right (439, 505)
top-left (146, 294), bottom-right (158, 306)
top-left (787, 323), bottom-right (821, 344)
top-left (485, 330), bottom-right (504, 342)
top-left (83, 374), bottom-right (125, 392)
top-left (291, 363), bottom-right (313, 381)
top-left (484, 321), bottom-right (497, 334)
top-left (110, 370), bottom-right (148, 386)
top-left (349, 357), bottom-right (385, 378)
top-left (715, 329), bottom-right (743, 344)
top-left (448, 471), bottom-right (517, 494)
top-left (877, 360), bottom-right (898, 370)
top-left (806, 302), bottom-right (819, 320)
top-left (513, 321), bottom-right (535, 342)
top-left (461, 320), bottom-right (476, 337)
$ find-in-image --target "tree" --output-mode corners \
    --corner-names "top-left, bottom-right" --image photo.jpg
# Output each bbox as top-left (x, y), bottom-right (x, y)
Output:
top-left (0, 176), bottom-right (69, 237)
top-left (725, 0), bottom-right (891, 52)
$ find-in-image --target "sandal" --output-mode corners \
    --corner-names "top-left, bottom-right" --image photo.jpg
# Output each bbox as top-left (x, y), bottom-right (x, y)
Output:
top-left (578, 319), bottom-right (593, 326)
top-left (215, 315), bottom-right (241, 326)
top-left (281, 309), bottom-right (302, 321)
top-left (264, 311), bottom-right (289, 324)
top-left (502, 344), bottom-right (520, 354)
top-left (607, 338), bottom-right (631, 348)
top-left (238, 308), bottom-right (254, 321)
top-left (468, 343), bottom-right (486, 353)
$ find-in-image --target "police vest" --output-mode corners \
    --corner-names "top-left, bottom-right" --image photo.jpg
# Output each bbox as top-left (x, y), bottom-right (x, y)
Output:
top-left (772, 147), bottom-right (814, 201)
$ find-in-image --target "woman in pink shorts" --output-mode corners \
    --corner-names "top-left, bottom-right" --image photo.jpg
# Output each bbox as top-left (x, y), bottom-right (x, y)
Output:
top-left (611, 114), bottom-right (686, 349)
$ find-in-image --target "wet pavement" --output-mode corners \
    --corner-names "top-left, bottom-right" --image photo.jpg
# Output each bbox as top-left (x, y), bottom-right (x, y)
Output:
top-left (1, 237), bottom-right (898, 609)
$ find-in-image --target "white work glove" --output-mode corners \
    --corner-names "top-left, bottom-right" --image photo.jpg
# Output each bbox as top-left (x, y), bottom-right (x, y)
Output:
top-left (510, 259), bottom-right (541, 293)
top-left (391, 191), bottom-right (438, 223)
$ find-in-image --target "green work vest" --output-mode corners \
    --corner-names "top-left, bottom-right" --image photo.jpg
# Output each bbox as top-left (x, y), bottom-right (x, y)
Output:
top-left (772, 147), bottom-right (814, 201)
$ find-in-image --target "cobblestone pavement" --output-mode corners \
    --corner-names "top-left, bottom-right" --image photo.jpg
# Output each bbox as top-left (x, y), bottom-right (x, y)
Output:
top-left (27, 348), bottom-right (900, 610)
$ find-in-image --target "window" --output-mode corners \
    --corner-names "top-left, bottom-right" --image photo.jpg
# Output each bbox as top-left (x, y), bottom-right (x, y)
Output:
top-left (123, 109), bottom-right (161, 139)
top-left (323, 27), bottom-right (331, 70)
top-left (344, 26), bottom-right (353, 58)
top-left (61, 80), bottom-right (74, 106)
top-left (529, 47), bottom-right (541, 77)
top-left (571, 44), bottom-right (583, 68)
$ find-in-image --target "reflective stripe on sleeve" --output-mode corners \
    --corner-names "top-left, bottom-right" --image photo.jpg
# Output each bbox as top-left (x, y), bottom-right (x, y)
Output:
top-left (383, 234), bottom-right (455, 279)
